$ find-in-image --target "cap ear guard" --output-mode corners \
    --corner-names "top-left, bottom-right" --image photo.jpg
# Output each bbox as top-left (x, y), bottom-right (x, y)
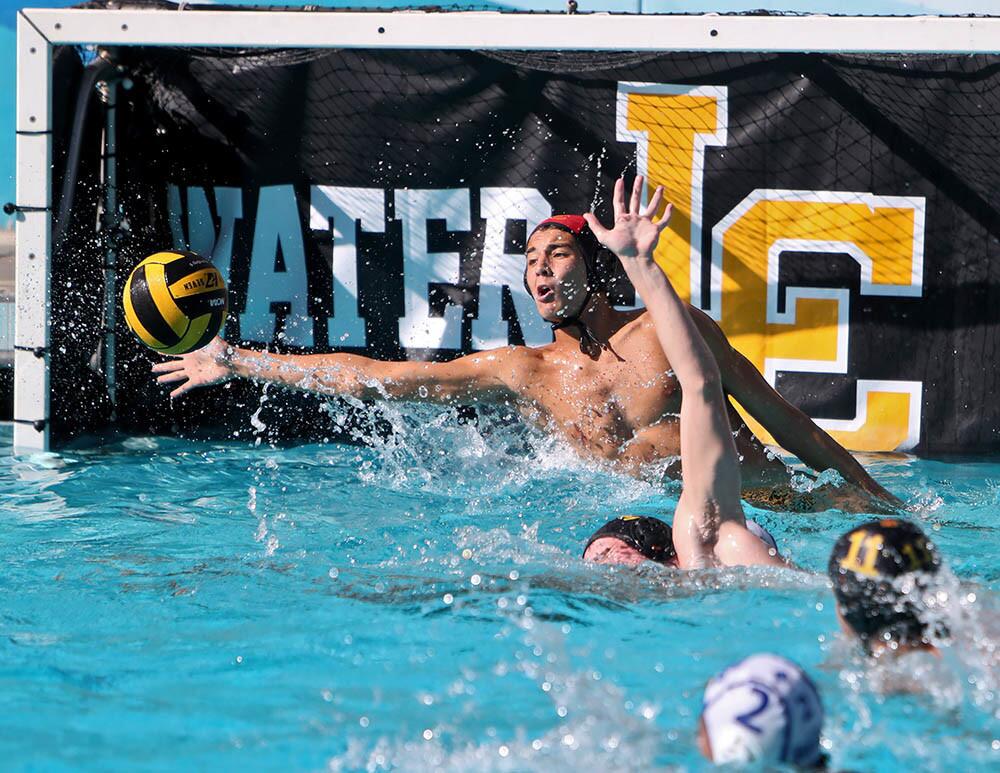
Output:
top-left (586, 245), bottom-right (618, 295)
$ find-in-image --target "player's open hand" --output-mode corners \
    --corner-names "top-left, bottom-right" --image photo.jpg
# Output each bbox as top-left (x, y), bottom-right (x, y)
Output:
top-left (151, 336), bottom-right (234, 399)
top-left (583, 176), bottom-right (672, 263)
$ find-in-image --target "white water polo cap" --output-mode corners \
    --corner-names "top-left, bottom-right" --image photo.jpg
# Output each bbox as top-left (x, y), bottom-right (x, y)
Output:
top-left (746, 519), bottom-right (778, 553)
top-left (702, 653), bottom-right (823, 767)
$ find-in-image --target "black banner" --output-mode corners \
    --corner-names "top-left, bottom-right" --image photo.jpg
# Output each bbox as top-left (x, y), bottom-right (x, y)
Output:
top-left (53, 43), bottom-right (1000, 453)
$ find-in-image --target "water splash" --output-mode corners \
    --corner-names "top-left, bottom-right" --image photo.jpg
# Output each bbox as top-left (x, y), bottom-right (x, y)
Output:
top-left (248, 385), bottom-right (280, 556)
top-left (327, 590), bottom-right (662, 772)
top-left (321, 399), bottom-right (669, 520)
top-left (825, 565), bottom-right (998, 769)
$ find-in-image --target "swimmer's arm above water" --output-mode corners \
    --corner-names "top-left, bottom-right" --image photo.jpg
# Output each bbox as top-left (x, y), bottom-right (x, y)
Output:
top-left (585, 177), bottom-right (785, 570)
top-left (151, 336), bottom-right (521, 403)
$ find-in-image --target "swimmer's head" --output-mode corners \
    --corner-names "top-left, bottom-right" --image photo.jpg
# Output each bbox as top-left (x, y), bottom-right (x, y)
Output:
top-left (582, 515), bottom-right (678, 567)
top-left (698, 653), bottom-right (824, 768)
top-left (524, 215), bottom-right (615, 321)
top-left (828, 519), bottom-right (942, 652)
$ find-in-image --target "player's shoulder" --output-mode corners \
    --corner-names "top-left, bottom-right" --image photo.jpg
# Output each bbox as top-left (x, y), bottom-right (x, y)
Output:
top-left (466, 343), bottom-right (545, 373)
top-left (685, 303), bottom-right (718, 326)
top-left (623, 303), bottom-right (730, 353)
top-left (618, 307), bottom-right (654, 339)
top-left (504, 343), bottom-right (550, 368)
top-left (493, 343), bottom-right (552, 384)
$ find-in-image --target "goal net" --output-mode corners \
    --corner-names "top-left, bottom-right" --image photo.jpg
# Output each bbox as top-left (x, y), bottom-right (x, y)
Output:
top-left (16, 2), bottom-right (1000, 453)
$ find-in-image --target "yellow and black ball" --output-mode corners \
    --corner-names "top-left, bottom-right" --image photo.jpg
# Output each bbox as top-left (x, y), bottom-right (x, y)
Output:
top-left (122, 250), bottom-right (227, 355)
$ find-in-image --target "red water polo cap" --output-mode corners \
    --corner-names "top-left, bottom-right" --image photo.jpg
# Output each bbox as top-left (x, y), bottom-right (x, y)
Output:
top-left (536, 214), bottom-right (589, 234)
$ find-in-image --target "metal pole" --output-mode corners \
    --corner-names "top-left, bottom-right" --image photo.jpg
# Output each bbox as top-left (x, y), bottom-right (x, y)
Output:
top-left (13, 12), bottom-right (53, 452)
top-left (97, 73), bottom-right (120, 410)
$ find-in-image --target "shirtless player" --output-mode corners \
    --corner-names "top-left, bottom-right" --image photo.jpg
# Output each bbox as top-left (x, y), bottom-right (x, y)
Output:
top-left (152, 177), bottom-right (898, 512)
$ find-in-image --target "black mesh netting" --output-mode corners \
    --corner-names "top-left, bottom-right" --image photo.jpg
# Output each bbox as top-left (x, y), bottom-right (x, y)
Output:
top-left (48, 20), bottom-right (1000, 452)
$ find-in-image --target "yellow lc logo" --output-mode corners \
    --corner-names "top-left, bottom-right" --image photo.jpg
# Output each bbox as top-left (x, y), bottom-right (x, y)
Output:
top-left (617, 83), bottom-right (925, 452)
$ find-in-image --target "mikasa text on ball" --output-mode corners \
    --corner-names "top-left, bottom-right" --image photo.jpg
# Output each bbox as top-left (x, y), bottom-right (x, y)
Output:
top-left (122, 251), bottom-right (227, 355)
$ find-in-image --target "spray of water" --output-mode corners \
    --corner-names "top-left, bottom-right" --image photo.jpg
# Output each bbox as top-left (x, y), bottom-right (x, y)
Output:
top-left (247, 384), bottom-right (281, 556)
top-left (326, 582), bottom-right (663, 773)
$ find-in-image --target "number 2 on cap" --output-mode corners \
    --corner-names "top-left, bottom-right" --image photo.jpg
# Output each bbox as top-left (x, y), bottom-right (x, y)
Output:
top-left (735, 687), bottom-right (771, 734)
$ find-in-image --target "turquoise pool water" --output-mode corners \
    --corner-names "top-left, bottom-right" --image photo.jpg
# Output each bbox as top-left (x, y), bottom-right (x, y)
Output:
top-left (0, 408), bottom-right (996, 771)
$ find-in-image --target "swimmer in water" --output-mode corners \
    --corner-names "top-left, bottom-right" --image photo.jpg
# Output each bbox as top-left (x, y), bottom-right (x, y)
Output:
top-left (152, 177), bottom-right (898, 513)
top-left (582, 514), bottom-right (780, 568)
top-left (697, 653), bottom-right (825, 768)
top-left (828, 518), bottom-right (945, 658)
top-left (582, 185), bottom-right (784, 569)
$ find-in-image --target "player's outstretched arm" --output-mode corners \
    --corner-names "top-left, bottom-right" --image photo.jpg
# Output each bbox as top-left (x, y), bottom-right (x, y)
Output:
top-left (151, 335), bottom-right (519, 404)
top-left (585, 177), bottom-right (784, 569)
top-left (687, 308), bottom-right (901, 508)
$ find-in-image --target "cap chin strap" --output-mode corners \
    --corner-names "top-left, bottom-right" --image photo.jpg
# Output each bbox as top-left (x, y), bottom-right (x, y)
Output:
top-left (549, 288), bottom-right (600, 353)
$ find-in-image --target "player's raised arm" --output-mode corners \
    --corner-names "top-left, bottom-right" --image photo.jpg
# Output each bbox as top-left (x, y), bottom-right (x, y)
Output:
top-left (151, 335), bottom-right (520, 404)
top-left (584, 177), bottom-right (784, 569)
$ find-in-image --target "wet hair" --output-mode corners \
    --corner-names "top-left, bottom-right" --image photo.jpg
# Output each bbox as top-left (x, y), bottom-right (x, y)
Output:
top-left (827, 519), bottom-right (943, 650)
top-left (583, 515), bottom-right (677, 565)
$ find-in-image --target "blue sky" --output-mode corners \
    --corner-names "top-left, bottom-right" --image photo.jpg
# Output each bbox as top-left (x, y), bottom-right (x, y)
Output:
top-left (3, 0), bottom-right (1000, 222)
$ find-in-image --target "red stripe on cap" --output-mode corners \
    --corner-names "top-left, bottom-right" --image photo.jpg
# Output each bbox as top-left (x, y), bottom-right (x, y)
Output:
top-left (537, 214), bottom-right (588, 234)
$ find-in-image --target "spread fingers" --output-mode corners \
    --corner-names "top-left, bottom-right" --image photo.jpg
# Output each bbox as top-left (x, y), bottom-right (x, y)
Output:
top-left (151, 359), bottom-right (185, 373)
top-left (629, 175), bottom-right (643, 215)
top-left (156, 371), bottom-right (189, 385)
top-left (169, 382), bottom-right (193, 400)
top-left (612, 176), bottom-right (626, 221)
top-left (655, 203), bottom-right (674, 232)
top-left (642, 185), bottom-right (664, 218)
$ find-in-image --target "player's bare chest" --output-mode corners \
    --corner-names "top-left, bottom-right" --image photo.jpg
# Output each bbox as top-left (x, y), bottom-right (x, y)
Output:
top-left (528, 346), bottom-right (680, 419)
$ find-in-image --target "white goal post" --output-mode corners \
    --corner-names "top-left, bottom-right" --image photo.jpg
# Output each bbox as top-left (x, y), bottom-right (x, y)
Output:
top-left (14, 6), bottom-right (1000, 451)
